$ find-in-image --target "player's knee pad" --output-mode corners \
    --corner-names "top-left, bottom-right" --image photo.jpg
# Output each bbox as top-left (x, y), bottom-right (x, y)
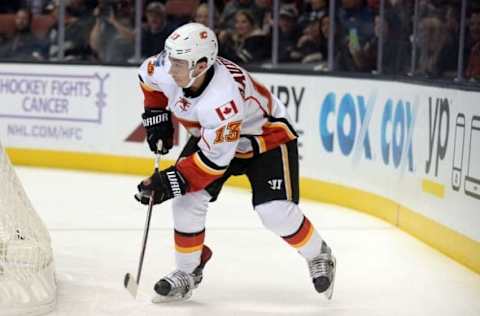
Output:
top-left (172, 190), bottom-right (210, 232)
top-left (255, 200), bottom-right (304, 236)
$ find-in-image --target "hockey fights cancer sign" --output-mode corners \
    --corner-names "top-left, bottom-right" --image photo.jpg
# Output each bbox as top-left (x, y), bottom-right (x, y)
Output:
top-left (0, 71), bottom-right (109, 142)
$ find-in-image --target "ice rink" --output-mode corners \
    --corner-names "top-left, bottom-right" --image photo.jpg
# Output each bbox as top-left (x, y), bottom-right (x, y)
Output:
top-left (16, 166), bottom-right (480, 316)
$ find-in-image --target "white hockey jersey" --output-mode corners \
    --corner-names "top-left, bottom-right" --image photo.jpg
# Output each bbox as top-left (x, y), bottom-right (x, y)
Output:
top-left (138, 52), bottom-right (297, 192)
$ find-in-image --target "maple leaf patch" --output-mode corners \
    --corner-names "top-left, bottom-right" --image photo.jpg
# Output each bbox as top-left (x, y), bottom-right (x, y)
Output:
top-left (215, 101), bottom-right (238, 121)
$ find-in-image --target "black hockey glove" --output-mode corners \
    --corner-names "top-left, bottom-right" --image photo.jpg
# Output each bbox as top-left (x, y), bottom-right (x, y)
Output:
top-left (135, 166), bottom-right (187, 205)
top-left (142, 109), bottom-right (174, 154)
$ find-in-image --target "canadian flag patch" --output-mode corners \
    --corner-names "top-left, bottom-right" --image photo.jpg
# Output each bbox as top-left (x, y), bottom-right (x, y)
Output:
top-left (215, 101), bottom-right (238, 121)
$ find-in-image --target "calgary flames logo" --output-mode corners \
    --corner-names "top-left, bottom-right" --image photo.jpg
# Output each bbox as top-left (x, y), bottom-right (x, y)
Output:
top-left (176, 97), bottom-right (191, 111)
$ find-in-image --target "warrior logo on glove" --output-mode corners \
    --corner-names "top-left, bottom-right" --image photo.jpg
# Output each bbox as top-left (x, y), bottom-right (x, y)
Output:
top-left (143, 112), bottom-right (169, 127)
top-left (141, 109), bottom-right (174, 154)
top-left (135, 166), bottom-right (187, 205)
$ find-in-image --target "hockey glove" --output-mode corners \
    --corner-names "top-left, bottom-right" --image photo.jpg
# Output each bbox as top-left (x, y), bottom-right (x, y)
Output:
top-left (142, 109), bottom-right (174, 154)
top-left (135, 166), bottom-right (187, 205)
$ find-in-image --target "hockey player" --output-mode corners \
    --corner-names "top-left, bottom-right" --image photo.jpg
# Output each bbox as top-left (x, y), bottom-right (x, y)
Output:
top-left (135, 22), bottom-right (336, 303)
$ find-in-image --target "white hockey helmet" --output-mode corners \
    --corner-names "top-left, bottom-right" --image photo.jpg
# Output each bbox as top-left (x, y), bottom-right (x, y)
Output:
top-left (165, 22), bottom-right (218, 71)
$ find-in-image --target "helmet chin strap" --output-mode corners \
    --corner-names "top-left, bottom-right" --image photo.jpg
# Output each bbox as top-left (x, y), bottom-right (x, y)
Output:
top-left (184, 64), bottom-right (210, 89)
top-left (184, 68), bottom-right (197, 89)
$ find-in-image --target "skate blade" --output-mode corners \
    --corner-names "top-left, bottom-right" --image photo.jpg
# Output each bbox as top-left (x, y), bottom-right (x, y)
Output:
top-left (324, 256), bottom-right (336, 300)
top-left (151, 291), bottom-right (193, 304)
top-left (124, 273), bottom-right (138, 298)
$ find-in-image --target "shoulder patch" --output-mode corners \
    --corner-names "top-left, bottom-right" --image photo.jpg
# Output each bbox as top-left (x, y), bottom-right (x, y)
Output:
top-left (175, 97), bottom-right (191, 111)
top-left (147, 60), bottom-right (155, 76)
top-left (155, 50), bottom-right (167, 66)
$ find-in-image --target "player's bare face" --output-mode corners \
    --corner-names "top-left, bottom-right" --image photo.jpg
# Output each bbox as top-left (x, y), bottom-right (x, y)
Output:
top-left (168, 57), bottom-right (190, 87)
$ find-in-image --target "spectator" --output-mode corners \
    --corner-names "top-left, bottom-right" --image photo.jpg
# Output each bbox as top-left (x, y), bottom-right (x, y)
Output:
top-left (89, 0), bottom-right (135, 63)
top-left (415, 2), bottom-right (460, 77)
top-left (319, 14), bottom-right (335, 66)
top-left (335, 0), bottom-right (377, 72)
top-left (298, 0), bottom-right (328, 30)
top-left (344, 12), bottom-right (410, 74)
top-left (194, 3), bottom-right (209, 26)
top-left (273, 5), bottom-right (301, 62)
top-left (0, 8), bottom-right (46, 60)
top-left (441, 4), bottom-right (461, 76)
top-left (193, 3), bottom-right (219, 29)
top-left (418, 0), bottom-right (437, 18)
top-left (386, 0), bottom-right (413, 41)
top-left (218, 10), bottom-right (269, 64)
top-left (415, 15), bottom-right (449, 77)
top-left (312, 14), bottom-right (358, 71)
top-left (445, 4), bottom-right (460, 37)
top-left (466, 11), bottom-right (480, 80)
top-left (141, 2), bottom-right (173, 58)
top-left (378, 12), bottom-right (410, 75)
top-left (220, 0), bottom-right (256, 31)
top-left (338, 0), bottom-right (375, 48)
top-left (252, 0), bottom-right (272, 31)
top-left (290, 18), bottom-right (327, 64)
top-left (47, 0), bottom-right (95, 61)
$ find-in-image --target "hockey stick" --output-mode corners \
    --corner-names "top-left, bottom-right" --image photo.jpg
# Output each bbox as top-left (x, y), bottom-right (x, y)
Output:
top-left (124, 149), bottom-right (161, 298)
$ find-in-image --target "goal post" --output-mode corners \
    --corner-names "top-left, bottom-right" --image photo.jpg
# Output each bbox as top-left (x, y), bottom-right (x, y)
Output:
top-left (0, 142), bottom-right (56, 316)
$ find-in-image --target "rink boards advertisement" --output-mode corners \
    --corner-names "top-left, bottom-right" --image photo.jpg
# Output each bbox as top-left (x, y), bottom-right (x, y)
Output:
top-left (0, 63), bottom-right (479, 272)
top-left (0, 63), bottom-right (189, 174)
top-left (0, 64), bottom-right (184, 158)
top-left (253, 72), bottom-right (480, 242)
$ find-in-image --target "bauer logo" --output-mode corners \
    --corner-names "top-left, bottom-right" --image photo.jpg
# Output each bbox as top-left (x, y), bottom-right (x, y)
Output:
top-left (0, 72), bottom-right (109, 123)
top-left (319, 92), bottom-right (416, 172)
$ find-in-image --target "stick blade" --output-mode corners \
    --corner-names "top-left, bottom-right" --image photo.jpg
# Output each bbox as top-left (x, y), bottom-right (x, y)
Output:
top-left (124, 272), bottom-right (139, 298)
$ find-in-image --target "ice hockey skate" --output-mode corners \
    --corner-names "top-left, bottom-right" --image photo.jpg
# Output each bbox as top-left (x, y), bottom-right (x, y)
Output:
top-left (307, 241), bottom-right (336, 299)
top-left (152, 245), bottom-right (212, 303)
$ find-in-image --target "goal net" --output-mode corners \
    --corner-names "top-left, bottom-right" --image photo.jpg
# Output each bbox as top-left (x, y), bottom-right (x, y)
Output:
top-left (0, 142), bottom-right (56, 316)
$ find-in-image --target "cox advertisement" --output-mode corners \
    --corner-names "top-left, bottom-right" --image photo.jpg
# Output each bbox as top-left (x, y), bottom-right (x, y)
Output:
top-left (254, 73), bottom-right (480, 243)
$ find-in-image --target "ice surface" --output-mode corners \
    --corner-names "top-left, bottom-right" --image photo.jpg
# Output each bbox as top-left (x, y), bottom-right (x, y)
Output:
top-left (14, 166), bottom-right (480, 316)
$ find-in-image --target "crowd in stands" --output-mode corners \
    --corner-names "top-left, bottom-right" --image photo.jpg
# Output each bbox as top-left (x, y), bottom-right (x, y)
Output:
top-left (0, 0), bottom-right (479, 81)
